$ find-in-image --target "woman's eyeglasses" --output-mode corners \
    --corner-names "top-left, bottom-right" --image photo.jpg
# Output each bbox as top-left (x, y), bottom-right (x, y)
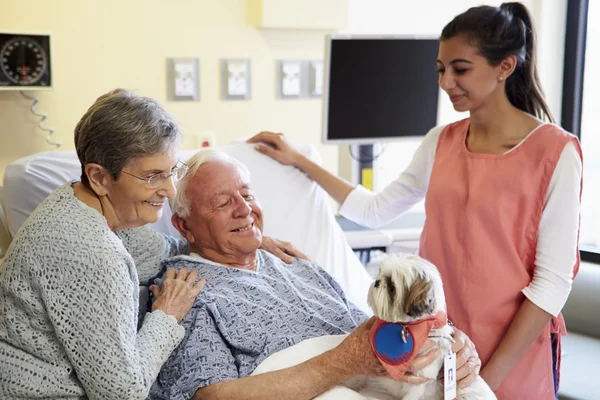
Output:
top-left (121, 161), bottom-right (189, 189)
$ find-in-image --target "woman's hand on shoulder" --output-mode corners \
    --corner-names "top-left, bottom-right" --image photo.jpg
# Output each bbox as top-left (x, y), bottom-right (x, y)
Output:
top-left (150, 268), bottom-right (205, 322)
top-left (247, 131), bottom-right (303, 167)
top-left (260, 236), bottom-right (311, 264)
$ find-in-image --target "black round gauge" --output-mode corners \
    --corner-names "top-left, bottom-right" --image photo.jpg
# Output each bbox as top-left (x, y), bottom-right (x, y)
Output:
top-left (0, 34), bottom-right (51, 88)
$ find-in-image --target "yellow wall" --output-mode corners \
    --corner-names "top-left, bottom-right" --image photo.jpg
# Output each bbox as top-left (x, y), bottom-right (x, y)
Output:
top-left (0, 0), bottom-right (337, 178)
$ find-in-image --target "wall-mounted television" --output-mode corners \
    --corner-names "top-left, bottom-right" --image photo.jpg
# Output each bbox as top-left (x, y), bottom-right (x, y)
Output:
top-left (322, 35), bottom-right (440, 144)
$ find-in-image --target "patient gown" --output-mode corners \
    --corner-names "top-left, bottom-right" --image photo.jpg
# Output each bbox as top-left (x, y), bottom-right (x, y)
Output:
top-left (149, 250), bottom-right (368, 400)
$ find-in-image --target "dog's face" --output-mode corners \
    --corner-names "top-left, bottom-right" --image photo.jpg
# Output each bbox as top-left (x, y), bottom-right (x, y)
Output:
top-left (367, 253), bottom-right (446, 323)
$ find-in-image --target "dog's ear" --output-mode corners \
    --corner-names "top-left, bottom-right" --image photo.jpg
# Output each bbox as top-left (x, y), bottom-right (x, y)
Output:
top-left (403, 276), bottom-right (433, 317)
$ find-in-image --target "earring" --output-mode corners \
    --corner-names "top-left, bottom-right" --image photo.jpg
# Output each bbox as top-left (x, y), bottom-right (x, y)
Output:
top-left (498, 76), bottom-right (504, 81)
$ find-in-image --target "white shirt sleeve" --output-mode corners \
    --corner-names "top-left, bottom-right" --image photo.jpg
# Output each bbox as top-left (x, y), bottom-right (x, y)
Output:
top-left (522, 141), bottom-right (582, 317)
top-left (339, 125), bottom-right (444, 228)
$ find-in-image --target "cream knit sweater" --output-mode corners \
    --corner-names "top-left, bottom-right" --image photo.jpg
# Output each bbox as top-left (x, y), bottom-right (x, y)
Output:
top-left (0, 183), bottom-right (187, 399)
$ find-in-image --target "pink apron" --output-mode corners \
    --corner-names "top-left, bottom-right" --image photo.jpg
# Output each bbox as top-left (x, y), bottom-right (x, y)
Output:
top-left (419, 119), bottom-right (582, 399)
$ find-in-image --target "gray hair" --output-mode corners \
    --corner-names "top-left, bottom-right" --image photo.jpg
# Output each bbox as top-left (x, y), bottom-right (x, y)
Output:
top-left (171, 149), bottom-right (251, 218)
top-left (74, 88), bottom-right (181, 187)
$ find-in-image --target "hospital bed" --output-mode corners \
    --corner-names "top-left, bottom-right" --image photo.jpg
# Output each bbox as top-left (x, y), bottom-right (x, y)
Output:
top-left (1, 144), bottom-right (599, 399)
top-left (0, 143), bottom-right (373, 313)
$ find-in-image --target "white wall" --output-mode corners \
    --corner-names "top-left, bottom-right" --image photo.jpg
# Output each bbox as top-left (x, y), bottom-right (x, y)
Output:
top-left (343, 0), bottom-right (568, 207)
top-left (0, 0), bottom-right (568, 201)
top-left (0, 0), bottom-right (336, 178)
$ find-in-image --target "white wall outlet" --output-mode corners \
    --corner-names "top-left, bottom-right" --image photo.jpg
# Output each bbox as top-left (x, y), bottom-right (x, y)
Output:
top-left (194, 131), bottom-right (216, 148)
top-left (309, 60), bottom-right (324, 97)
top-left (221, 59), bottom-right (251, 100)
top-left (167, 58), bottom-right (199, 101)
top-left (276, 60), bottom-right (323, 99)
top-left (277, 60), bottom-right (303, 99)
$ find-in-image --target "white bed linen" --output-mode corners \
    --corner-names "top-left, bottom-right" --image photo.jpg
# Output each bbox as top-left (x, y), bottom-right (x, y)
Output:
top-left (252, 335), bottom-right (394, 400)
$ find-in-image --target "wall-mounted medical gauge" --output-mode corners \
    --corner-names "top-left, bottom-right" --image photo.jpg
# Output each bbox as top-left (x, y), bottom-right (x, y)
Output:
top-left (0, 33), bottom-right (52, 90)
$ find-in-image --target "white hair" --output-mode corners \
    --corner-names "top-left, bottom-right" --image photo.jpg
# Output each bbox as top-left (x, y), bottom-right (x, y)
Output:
top-left (367, 253), bottom-right (446, 323)
top-left (170, 149), bottom-right (251, 218)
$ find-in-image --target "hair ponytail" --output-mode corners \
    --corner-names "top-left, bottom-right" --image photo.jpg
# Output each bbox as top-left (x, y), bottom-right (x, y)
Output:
top-left (441, 2), bottom-right (555, 122)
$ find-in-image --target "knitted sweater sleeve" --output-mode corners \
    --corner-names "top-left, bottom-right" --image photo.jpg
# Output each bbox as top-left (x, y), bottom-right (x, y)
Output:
top-left (43, 240), bottom-right (184, 400)
top-left (118, 226), bottom-right (189, 285)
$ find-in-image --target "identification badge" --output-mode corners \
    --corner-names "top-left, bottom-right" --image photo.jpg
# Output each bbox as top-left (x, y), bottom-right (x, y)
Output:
top-left (444, 353), bottom-right (457, 400)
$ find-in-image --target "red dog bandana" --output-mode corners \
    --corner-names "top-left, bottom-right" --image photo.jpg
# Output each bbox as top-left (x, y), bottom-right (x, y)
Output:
top-left (369, 312), bottom-right (447, 380)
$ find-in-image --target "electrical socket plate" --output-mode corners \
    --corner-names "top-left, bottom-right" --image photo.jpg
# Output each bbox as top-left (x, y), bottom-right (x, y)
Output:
top-left (167, 58), bottom-right (199, 101)
top-left (221, 59), bottom-right (251, 100)
top-left (276, 60), bottom-right (323, 99)
top-left (308, 60), bottom-right (324, 98)
top-left (277, 60), bottom-right (303, 99)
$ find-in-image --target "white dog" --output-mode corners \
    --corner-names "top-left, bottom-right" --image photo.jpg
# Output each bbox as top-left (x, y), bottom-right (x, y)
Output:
top-left (344, 253), bottom-right (497, 400)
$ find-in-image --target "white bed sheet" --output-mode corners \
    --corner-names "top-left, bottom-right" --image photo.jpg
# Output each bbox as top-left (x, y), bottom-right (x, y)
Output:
top-left (253, 335), bottom-right (394, 400)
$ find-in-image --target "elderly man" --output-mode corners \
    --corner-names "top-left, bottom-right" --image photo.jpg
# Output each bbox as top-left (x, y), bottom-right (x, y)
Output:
top-left (149, 150), bottom-right (476, 400)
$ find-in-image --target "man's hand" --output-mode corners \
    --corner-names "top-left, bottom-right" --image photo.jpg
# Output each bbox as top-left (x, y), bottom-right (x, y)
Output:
top-left (331, 317), bottom-right (388, 378)
top-left (260, 236), bottom-right (310, 264)
top-left (332, 318), bottom-right (437, 383)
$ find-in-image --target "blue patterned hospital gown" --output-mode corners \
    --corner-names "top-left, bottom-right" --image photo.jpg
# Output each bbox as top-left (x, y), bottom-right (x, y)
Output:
top-left (148, 250), bottom-right (367, 400)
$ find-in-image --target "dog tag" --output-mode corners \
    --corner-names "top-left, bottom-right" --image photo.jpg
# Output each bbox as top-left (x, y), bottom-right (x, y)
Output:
top-left (444, 353), bottom-right (457, 400)
top-left (373, 323), bottom-right (414, 365)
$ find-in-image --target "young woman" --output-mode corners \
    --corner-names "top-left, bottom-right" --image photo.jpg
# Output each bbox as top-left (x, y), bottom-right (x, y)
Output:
top-left (248, 3), bottom-right (582, 399)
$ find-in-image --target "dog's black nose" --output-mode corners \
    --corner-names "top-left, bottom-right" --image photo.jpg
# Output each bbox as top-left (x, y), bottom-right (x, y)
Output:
top-left (374, 279), bottom-right (380, 288)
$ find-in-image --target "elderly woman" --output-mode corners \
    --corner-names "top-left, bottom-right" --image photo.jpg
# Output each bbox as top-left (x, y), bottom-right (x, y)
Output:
top-left (0, 89), bottom-right (300, 400)
top-left (149, 149), bottom-right (480, 400)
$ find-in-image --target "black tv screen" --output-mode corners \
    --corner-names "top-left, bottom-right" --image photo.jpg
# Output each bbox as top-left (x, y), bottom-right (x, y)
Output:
top-left (323, 36), bottom-right (440, 144)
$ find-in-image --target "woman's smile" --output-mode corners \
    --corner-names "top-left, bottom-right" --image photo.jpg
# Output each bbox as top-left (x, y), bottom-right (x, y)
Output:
top-left (450, 94), bottom-right (464, 103)
top-left (145, 200), bottom-right (165, 207)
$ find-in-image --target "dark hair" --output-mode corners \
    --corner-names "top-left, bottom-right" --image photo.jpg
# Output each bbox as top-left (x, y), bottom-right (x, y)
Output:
top-left (74, 89), bottom-right (181, 187)
top-left (440, 2), bottom-right (554, 123)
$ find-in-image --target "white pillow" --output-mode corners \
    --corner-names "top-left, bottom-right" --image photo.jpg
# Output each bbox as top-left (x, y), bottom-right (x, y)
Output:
top-left (3, 151), bottom-right (81, 238)
top-left (2, 144), bottom-right (372, 312)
